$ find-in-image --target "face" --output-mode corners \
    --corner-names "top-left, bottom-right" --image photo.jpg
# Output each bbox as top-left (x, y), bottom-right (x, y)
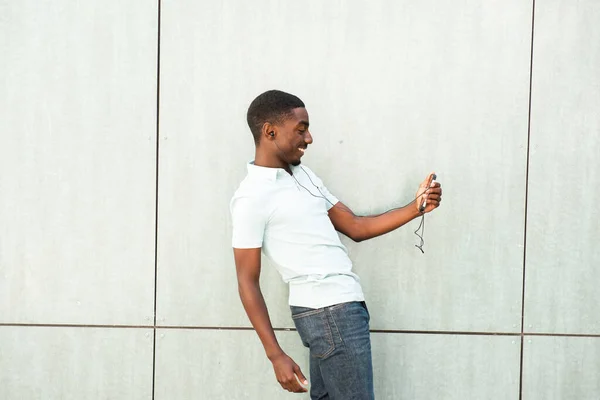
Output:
top-left (272, 107), bottom-right (313, 166)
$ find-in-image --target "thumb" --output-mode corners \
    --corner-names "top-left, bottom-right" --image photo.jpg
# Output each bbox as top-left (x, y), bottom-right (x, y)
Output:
top-left (425, 172), bottom-right (435, 187)
top-left (293, 364), bottom-right (308, 385)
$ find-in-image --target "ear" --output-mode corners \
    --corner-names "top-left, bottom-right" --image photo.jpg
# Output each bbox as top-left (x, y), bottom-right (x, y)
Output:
top-left (261, 122), bottom-right (276, 141)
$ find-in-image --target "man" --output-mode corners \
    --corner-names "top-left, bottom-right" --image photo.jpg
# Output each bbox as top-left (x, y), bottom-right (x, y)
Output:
top-left (230, 90), bottom-right (442, 399)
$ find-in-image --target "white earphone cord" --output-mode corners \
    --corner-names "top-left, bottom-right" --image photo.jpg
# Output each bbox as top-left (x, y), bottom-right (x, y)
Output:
top-left (271, 137), bottom-right (434, 253)
top-left (293, 166), bottom-right (434, 253)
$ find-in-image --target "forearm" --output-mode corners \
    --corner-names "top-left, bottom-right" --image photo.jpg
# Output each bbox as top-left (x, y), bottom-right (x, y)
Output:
top-left (355, 201), bottom-right (421, 241)
top-left (238, 281), bottom-right (283, 360)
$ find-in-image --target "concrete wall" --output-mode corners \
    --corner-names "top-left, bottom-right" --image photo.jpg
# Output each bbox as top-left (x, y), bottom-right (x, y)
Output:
top-left (1, 0), bottom-right (599, 399)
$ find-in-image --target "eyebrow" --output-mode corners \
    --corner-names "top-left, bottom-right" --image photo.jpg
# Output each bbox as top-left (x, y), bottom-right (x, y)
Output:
top-left (297, 120), bottom-right (310, 128)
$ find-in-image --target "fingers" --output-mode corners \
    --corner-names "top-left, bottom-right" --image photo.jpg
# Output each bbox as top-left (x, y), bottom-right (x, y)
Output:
top-left (425, 185), bottom-right (442, 197)
top-left (276, 361), bottom-right (308, 393)
top-left (423, 184), bottom-right (442, 211)
top-left (425, 189), bottom-right (442, 198)
top-left (425, 195), bottom-right (442, 209)
top-left (280, 374), bottom-right (307, 393)
top-left (428, 199), bottom-right (441, 207)
top-left (278, 375), bottom-right (297, 392)
top-left (294, 364), bottom-right (309, 388)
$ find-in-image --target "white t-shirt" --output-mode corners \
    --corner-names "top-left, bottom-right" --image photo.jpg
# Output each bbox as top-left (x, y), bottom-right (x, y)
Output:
top-left (230, 162), bottom-right (365, 308)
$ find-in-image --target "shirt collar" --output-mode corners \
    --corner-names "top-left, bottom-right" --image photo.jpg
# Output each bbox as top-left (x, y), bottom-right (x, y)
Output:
top-left (247, 161), bottom-right (298, 181)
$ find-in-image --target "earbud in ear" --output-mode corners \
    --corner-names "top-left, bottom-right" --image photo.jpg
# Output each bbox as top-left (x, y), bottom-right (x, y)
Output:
top-left (269, 132), bottom-right (275, 137)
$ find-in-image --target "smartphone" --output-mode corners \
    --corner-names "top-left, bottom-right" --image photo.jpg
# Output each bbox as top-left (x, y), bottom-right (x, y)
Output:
top-left (419, 174), bottom-right (437, 212)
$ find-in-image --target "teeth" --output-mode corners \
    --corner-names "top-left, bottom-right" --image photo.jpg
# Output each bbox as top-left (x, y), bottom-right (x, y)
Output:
top-left (299, 148), bottom-right (305, 153)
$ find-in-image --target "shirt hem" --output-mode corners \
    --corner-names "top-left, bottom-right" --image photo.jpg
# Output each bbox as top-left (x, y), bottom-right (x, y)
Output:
top-left (288, 293), bottom-right (365, 309)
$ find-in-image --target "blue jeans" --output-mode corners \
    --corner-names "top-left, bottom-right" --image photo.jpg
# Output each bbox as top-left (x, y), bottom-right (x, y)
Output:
top-left (290, 301), bottom-right (374, 400)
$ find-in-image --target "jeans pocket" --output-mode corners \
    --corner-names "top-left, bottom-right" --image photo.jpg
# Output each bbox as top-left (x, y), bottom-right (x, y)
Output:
top-left (290, 306), bottom-right (320, 319)
top-left (292, 309), bottom-right (335, 359)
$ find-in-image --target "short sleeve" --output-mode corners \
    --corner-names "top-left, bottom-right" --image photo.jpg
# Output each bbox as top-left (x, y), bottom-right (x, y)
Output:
top-left (301, 166), bottom-right (339, 210)
top-left (317, 182), bottom-right (339, 211)
top-left (230, 195), bottom-right (268, 248)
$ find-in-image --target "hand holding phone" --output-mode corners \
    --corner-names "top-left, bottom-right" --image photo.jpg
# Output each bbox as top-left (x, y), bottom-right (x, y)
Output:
top-left (419, 173), bottom-right (437, 212)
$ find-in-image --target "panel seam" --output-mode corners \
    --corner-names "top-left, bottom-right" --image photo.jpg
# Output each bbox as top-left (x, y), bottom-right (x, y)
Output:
top-left (519, 0), bottom-right (536, 399)
top-left (152, 1), bottom-right (162, 399)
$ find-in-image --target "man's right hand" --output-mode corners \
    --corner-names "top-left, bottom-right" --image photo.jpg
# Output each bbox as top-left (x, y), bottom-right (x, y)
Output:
top-left (270, 352), bottom-right (309, 393)
top-left (233, 248), bottom-right (308, 393)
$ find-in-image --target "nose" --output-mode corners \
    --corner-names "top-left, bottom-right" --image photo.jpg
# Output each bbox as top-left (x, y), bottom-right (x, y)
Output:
top-left (305, 131), bottom-right (313, 144)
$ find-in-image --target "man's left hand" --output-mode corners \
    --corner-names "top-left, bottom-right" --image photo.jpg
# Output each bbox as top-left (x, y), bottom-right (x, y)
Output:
top-left (415, 173), bottom-right (442, 214)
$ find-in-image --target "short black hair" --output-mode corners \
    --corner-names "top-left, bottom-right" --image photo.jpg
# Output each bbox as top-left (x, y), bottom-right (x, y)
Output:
top-left (247, 90), bottom-right (305, 144)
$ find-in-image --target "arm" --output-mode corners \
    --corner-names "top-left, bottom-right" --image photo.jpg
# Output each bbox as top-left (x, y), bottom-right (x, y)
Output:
top-left (233, 247), bottom-right (308, 393)
top-left (328, 201), bottom-right (421, 242)
top-left (328, 173), bottom-right (442, 242)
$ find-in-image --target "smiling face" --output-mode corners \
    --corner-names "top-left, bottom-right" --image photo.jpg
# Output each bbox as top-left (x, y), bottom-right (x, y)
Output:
top-left (270, 107), bottom-right (313, 166)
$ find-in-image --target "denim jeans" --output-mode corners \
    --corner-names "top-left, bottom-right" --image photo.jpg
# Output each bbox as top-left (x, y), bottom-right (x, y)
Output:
top-left (290, 301), bottom-right (374, 400)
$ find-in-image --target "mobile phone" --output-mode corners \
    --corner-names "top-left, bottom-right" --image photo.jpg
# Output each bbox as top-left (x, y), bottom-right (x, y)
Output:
top-left (419, 174), bottom-right (437, 212)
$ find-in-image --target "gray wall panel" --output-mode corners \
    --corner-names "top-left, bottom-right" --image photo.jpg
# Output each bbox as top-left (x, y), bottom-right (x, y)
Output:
top-left (0, 327), bottom-right (154, 400)
top-left (525, 0), bottom-right (600, 334)
top-left (154, 329), bottom-right (310, 399)
top-left (522, 336), bottom-right (600, 400)
top-left (372, 333), bottom-right (520, 399)
top-left (158, 0), bottom-right (530, 332)
top-left (0, 1), bottom-right (157, 325)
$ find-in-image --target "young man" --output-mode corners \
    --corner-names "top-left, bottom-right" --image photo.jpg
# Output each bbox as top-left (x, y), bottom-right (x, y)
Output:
top-left (231, 90), bottom-right (442, 399)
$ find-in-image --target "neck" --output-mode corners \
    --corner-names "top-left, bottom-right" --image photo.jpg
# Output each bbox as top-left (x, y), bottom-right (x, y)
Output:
top-left (254, 148), bottom-right (292, 175)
